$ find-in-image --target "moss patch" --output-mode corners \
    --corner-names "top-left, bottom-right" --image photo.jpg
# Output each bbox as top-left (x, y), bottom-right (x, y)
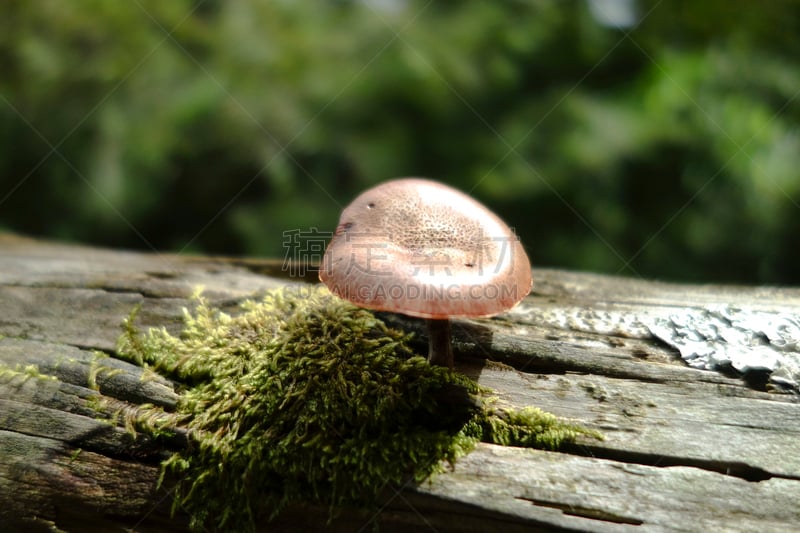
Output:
top-left (0, 363), bottom-right (59, 382)
top-left (116, 285), bottom-right (600, 531)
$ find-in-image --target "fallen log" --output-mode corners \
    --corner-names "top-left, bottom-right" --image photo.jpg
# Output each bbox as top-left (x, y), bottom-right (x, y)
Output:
top-left (1, 233), bottom-right (798, 532)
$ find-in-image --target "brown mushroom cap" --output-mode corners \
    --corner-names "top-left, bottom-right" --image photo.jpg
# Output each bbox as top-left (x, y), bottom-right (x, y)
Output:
top-left (319, 178), bottom-right (532, 319)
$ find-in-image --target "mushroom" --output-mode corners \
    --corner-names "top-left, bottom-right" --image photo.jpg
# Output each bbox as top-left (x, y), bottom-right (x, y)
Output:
top-left (319, 178), bottom-right (532, 370)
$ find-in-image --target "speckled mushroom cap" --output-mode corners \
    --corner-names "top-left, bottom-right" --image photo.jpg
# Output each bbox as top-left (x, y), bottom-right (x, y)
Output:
top-left (319, 178), bottom-right (532, 319)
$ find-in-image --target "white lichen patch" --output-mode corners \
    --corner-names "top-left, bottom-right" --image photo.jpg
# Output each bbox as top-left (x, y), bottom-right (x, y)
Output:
top-left (510, 300), bottom-right (800, 392)
top-left (649, 306), bottom-right (800, 390)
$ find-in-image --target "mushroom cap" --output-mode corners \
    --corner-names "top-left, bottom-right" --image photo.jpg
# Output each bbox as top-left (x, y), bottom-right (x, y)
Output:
top-left (319, 178), bottom-right (532, 319)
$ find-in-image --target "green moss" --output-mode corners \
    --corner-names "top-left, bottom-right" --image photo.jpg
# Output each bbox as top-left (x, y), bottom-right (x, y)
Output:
top-left (116, 285), bottom-right (601, 531)
top-left (470, 405), bottom-right (602, 449)
top-left (0, 363), bottom-right (58, 382)
top-left (87, 351), bottom-right (124, 391)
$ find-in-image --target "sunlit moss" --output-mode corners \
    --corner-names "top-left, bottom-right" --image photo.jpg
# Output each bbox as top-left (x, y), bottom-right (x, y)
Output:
top-left (0, 363), bottom-right (58, 382)
top-left (116, 285), bottom-right (601, 531)
top-left (470, 405), bottom-right (600, 449)
top-left (87, 351), bottom-right (124, 391)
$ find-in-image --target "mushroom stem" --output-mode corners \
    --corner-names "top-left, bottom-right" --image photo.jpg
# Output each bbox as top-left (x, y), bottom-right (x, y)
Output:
top-left (426, 318), bottom-right (454, 370)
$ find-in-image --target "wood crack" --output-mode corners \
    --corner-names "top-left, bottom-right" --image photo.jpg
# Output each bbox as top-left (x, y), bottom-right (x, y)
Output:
top-left (514, 496), bottom-right (645, 526)
top-left (569, 444), bottom-right (782, 482)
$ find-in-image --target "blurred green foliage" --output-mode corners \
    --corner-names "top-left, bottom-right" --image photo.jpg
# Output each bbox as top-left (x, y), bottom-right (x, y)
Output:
top-left (1, 0), bottom-right (799, 283)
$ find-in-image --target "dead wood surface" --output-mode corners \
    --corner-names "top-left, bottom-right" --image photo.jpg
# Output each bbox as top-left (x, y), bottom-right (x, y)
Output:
top-left (1, 233), bottom-right (798, 532)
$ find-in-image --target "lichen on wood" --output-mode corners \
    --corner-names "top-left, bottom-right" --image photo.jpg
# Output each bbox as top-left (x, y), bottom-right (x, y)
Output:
top-left (113, 285), bottom-right (600, 531)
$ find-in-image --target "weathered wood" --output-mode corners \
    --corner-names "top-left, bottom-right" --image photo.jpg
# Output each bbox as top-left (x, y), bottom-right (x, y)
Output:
top-left (1, 233), bottom-right (798, 532)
